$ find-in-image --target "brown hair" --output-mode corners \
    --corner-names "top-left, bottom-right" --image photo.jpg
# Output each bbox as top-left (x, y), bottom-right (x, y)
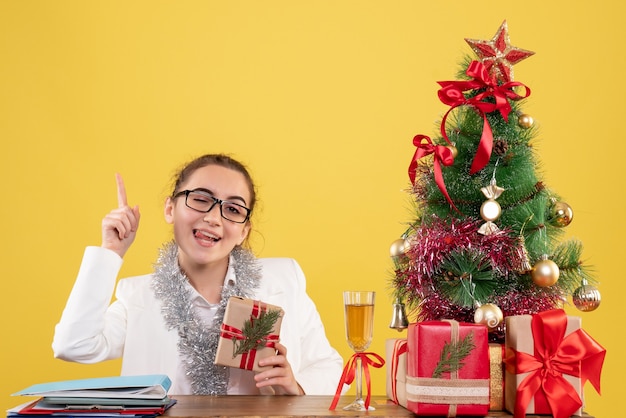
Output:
top-left (170, 154), bottom-right (257, 213)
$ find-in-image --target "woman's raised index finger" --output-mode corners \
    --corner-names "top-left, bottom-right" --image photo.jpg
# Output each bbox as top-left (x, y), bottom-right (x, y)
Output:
top-left (115, 173), bottom-right (128, 208)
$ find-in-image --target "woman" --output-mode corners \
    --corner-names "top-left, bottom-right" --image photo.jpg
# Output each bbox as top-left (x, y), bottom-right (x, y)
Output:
top-left (52, 154), bottom-right (343, 396)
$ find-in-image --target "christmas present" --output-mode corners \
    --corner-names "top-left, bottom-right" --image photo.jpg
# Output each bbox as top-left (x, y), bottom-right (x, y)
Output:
top-left (214, 297), bottom-right (284, 372)
top-left (385, 338), bottom-right (408, 407)
top-left (406, 320), bottom-right (490, 416)
top-left (488, 343), bottom-right (505, 411)
top-left (504, 309), bottom-right (605, 418)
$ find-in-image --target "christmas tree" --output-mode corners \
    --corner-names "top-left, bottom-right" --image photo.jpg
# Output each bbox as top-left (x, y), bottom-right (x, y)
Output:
top-left (390, 21), bottom-right (601, 342)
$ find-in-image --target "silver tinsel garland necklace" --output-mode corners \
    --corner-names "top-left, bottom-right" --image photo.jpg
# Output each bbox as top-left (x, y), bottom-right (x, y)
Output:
top-left (151, 241), bottom-right (261, 394)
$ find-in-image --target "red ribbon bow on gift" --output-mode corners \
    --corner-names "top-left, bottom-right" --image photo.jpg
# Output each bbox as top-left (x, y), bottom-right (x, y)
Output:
top-left (329, 352), bottom-right (385, 411)
top-left (504, 309), bottom-right (606, 418)
top-left (220, 324), bottom-right (279, 370)
top-left (437, 60), bottom-right (530, 174)
top-left (408, 134), bottom-right (457, 211)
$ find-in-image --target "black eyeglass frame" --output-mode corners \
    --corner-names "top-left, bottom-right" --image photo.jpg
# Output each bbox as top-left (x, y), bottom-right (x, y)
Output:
top-left (173, 189), bottom-right (251, 223)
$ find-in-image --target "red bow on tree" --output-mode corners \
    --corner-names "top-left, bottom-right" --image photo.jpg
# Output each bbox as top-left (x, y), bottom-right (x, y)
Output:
top-left (437, 60), bottom-right (530, 174)
top-left (504, 309), bottom-right (605, 418)
top-left (408, 134), bottom-right (457, 211)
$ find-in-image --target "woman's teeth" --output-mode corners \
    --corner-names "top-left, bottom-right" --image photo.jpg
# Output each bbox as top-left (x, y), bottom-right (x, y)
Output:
top-left (194, 230), bottom-right (220, 241)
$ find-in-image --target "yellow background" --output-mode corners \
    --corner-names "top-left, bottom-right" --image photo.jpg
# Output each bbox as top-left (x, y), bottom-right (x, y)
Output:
top-left (1, 2), bottom-right (623, 417)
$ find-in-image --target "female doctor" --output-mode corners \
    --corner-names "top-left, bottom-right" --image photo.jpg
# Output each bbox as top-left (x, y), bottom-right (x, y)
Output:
top-left (52, 154), bottom-right (343, 396)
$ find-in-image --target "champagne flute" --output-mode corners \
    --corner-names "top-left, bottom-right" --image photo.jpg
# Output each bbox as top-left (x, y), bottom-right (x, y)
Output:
top-left (343, 291), bottom-right (375, 411)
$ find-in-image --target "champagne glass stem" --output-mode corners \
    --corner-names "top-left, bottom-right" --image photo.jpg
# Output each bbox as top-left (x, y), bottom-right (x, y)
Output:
top-left (355, 355), bottom-right (363, 403)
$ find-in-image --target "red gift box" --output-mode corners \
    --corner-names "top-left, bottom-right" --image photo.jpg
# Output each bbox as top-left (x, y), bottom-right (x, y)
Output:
top-left (406, 320), bottom-right (490, 416)
top-left (385, 338), bottom-right (408, 407)
top-left (504, 309), bottom-right (605, 418)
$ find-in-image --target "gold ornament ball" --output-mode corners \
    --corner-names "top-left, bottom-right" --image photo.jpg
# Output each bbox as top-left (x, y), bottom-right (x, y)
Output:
top-left (518, 114), bottom-right (534, 129)
top-left (531, 259), bottom-right (560, 287)
top-left (446, 145), bottom-right (458, 159)
top-left (548, 201), bottom-right (574, 227)
top-left (474, 303), bottom-right (504, 329)
top-left (573, 284), bottom-right (601, 312)
top-left (480, 199), bottom-right (502, 222)
top-left (390, 238), bottom-right (409, 258)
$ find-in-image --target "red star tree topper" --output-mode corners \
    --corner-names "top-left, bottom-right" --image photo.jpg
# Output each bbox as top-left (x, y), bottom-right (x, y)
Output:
top-left (465, 20), bottom-right (534, 83)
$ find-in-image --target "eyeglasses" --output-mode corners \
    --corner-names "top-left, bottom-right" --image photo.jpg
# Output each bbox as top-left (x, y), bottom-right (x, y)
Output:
top-left (174, 190), bottom-right (251, 223)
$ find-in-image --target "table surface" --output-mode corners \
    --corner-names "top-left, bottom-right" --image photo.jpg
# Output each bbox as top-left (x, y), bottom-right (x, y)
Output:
top-left (162, 395), bottom-right (594, 418)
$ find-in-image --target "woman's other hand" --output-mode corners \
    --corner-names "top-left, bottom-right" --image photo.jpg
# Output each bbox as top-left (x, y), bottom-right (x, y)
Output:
top-left (254, 343), bottom-right (304, 395)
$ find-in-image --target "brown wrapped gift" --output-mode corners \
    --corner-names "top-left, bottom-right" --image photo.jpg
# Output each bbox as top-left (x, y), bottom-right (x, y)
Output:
top-left (385, 338), bottom-right (408, 407)
top-left (505, 313), bottom-right (582, 415)
top-left (214, 297), bottom-right (284, 372)
top-left (503, 309), bottom-right (606, 418)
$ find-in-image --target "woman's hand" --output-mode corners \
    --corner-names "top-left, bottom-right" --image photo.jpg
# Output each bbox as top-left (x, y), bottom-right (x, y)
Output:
top-left (254, 343), bottom-right (304, 395)
top-left (101, 174), bottom-right (141, 258)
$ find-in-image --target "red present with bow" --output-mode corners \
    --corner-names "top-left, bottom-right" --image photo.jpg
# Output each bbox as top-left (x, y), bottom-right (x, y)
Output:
top-left (385, 338), bottom-right (408, 407)
top-left (406, 320), bottom-right (490, 416)
top-left (214, 297), bottom-right (284, 372)
top-left (504, 309), bottom-right (606, 418)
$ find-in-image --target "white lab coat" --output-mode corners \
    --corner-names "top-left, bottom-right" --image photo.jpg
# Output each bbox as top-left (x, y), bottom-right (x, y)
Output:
top-left (52, 246), bottom-right (343, 395)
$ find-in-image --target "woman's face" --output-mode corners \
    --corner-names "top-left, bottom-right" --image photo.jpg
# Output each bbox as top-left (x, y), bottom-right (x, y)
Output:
top-left (164, 164), bottom-right (252, 272)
